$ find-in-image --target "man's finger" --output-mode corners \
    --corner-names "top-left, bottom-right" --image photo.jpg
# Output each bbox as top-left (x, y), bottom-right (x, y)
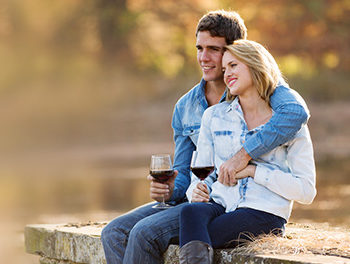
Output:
top-left (229, 172), bottom-right (236, 186)
top-left (224, 169), bottom-right (230, 186)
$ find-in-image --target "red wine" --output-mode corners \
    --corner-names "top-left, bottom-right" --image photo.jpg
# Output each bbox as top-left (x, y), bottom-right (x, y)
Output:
top-left (191, 166), bottom-right (214, 180)
top-left (150, 170), bottom-right (174, 183)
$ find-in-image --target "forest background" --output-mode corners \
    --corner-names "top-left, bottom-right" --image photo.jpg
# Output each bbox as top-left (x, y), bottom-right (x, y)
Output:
top-left (0, 0), bottom-right (349, 263)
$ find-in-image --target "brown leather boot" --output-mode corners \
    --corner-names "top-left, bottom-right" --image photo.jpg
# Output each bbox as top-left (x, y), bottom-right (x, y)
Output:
top-left (179, 240), bottom-right (214, 264)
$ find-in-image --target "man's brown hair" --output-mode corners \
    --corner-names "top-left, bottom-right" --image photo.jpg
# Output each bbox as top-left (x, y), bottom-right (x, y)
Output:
top-left (196, 10), bottom-right (247, 44)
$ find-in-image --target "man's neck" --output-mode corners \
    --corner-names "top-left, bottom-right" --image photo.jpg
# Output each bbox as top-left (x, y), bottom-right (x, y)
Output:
top-left (205, 79), bottom-right (226, 106)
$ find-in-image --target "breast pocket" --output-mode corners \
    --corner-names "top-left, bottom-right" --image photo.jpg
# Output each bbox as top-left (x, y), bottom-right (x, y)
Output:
top-left (213, 130), bottom-right (241, 160)
top-left (183, 125), bottom-right (200, 145)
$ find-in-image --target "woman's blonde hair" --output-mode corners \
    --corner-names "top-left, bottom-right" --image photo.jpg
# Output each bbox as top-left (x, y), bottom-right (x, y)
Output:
top-left (225, 39), bottom-right (282, 103)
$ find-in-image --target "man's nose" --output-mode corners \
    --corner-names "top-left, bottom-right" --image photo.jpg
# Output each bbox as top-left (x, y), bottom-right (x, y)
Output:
top-left (200, 49), bottom-right (210, 61)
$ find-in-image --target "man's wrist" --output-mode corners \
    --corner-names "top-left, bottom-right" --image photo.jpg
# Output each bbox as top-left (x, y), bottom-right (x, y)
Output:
top-left (238, 147), bottom-right (252, 164)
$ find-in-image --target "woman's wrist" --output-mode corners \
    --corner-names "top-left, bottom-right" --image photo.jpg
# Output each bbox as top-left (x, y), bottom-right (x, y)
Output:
top-left (250, 164), bottom-right (257, 178)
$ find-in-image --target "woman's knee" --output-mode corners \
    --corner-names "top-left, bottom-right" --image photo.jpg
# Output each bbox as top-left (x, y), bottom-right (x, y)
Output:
top-left (180, 203), bottom-right (203, 219)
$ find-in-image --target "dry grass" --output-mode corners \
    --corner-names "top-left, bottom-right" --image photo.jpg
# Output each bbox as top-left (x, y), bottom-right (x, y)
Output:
top-left (229, 222), bottom-right (350, 259)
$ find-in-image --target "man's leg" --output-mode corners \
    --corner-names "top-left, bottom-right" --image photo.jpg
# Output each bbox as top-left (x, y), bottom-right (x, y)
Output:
top-left (101, 201), bottom-right (160, 264)
top-left (123, 202), bottom-right (189, 264)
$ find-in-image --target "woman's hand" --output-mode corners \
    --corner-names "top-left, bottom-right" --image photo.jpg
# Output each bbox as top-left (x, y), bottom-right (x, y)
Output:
top-left (218, 148), bottom-right (251, 186)
top-left (235, 165), bottom-right (256, 179)
top-left (191, 182), bottom-right (210, 202)
top-left (147, 170), bottom-right (177, 202)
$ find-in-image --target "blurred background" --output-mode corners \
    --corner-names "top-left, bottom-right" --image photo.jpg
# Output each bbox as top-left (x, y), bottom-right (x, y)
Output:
top-left (0, 0), bottom-right (349, 263)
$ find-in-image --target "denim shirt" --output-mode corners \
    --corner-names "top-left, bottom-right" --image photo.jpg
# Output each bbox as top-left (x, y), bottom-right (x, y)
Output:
top-left (170, 79), bottom-right (309, 202)
top-left (186, 98), bottom-right (316, 220)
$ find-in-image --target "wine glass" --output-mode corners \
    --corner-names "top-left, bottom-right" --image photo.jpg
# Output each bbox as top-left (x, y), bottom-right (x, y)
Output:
top-left (150, 154), bottom-right (174, 209)
top-left (190, 150), bottom-right (214, 183)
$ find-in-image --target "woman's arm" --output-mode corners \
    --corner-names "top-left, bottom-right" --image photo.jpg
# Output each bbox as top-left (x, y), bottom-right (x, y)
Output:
top-left (186, 108), bottom-right (216, 202)
top-left (252, 125), bottom-right (316, 204)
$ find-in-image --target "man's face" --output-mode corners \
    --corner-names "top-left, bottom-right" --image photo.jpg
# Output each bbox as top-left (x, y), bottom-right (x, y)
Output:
top-left (196, 31), bottom-right (226, 82)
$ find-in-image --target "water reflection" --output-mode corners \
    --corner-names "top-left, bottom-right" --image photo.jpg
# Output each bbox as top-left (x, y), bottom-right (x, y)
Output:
top-left (1, 156), bottom-right (348, 226)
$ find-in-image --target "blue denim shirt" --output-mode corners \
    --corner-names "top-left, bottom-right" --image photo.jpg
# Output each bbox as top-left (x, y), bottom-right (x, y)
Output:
top-left (170, 79), bottom-right (309, 202)
top-left (186, 98), bottom-right (316, 220)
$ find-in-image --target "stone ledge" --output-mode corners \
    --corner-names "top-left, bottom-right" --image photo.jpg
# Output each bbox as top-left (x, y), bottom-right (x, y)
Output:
top-left (25, 222), bottom-right (350, 264)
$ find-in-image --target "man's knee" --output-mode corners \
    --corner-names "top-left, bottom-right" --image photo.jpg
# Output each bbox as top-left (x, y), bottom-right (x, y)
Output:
top-left (101, 222), bottom-right (114, 246)
top-left (128, 219), bottom-right (154, 244)
top-left (101, 218), bottom-right (128, 246)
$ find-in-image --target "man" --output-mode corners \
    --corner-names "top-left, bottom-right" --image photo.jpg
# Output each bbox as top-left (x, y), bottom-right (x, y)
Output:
top-left (101, 10), bottom-right (309, 264)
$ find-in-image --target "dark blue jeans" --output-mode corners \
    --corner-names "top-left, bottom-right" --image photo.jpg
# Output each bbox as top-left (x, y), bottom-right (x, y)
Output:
top-left (179, 202), bottom-right (286, 248)
top-left (101, 201), bottom-right (189, 264)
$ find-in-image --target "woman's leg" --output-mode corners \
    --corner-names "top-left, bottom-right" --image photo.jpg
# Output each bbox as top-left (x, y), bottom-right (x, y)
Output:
top-left (179, 202), bottom-right (225, 264)
top-left (207, 208), bottom-right (286, 248)
top-left (179, 202), bottom-right (225, 247)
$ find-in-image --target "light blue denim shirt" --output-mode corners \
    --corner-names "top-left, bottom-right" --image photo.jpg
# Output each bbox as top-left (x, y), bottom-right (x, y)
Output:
top-left (170, 79), bottom-right (309, 202)
top-left (186, 98), bottom-right (316, 220)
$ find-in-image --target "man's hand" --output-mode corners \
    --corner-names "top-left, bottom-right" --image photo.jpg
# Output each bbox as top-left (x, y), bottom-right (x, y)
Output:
top-left (191, 182), bottom-right (210, 202)
top-left (218, 148), bottom-right (251, 186)
top-left (147, 170), bottom-right (177, 202)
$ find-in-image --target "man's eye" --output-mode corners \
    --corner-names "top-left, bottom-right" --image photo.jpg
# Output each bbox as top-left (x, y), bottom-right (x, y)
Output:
top-left (230, 63), bottom-right (237, 67)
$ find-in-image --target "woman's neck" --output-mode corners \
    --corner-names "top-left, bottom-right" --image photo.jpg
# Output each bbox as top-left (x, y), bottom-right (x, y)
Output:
top-left (238, 91), bottom-right (272, 131)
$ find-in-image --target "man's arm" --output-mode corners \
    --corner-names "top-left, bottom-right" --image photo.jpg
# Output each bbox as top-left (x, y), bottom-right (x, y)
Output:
top-left (148, 104), bottom-right (195, 203)
top-left (169, 104), bottom-right (196, 202)
top-left (218, 83), bottom-right (309, 186)
top-left (244, 84), bottom-right (309, 159)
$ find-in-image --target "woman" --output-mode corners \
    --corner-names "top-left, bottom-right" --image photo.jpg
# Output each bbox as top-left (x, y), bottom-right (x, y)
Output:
top-left (179, 40), bottom-right (316, 264)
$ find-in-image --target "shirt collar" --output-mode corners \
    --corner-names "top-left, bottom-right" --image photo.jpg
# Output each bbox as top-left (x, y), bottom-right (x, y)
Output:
top-left (226, 97), bottom-right (240, 112)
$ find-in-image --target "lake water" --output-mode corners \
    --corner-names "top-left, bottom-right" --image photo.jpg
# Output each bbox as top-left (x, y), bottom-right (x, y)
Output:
top-left (1, 145), bottom-right (349, 264)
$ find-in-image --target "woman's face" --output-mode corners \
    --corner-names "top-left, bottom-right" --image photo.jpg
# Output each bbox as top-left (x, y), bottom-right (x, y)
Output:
top-left (222, 51), bottom-right (254, 97)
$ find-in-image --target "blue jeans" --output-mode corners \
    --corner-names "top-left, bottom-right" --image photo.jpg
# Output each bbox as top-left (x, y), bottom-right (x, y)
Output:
top-left (180, 202), bottom-right (286, 248)
top-left (101, 201), bottom-right (189, 264)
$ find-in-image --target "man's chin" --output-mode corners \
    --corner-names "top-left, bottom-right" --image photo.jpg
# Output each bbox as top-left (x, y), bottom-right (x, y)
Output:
top-left (203, 74), bottom-right (217, 82)
top-left (202, 71), bottom-right (224, 81)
